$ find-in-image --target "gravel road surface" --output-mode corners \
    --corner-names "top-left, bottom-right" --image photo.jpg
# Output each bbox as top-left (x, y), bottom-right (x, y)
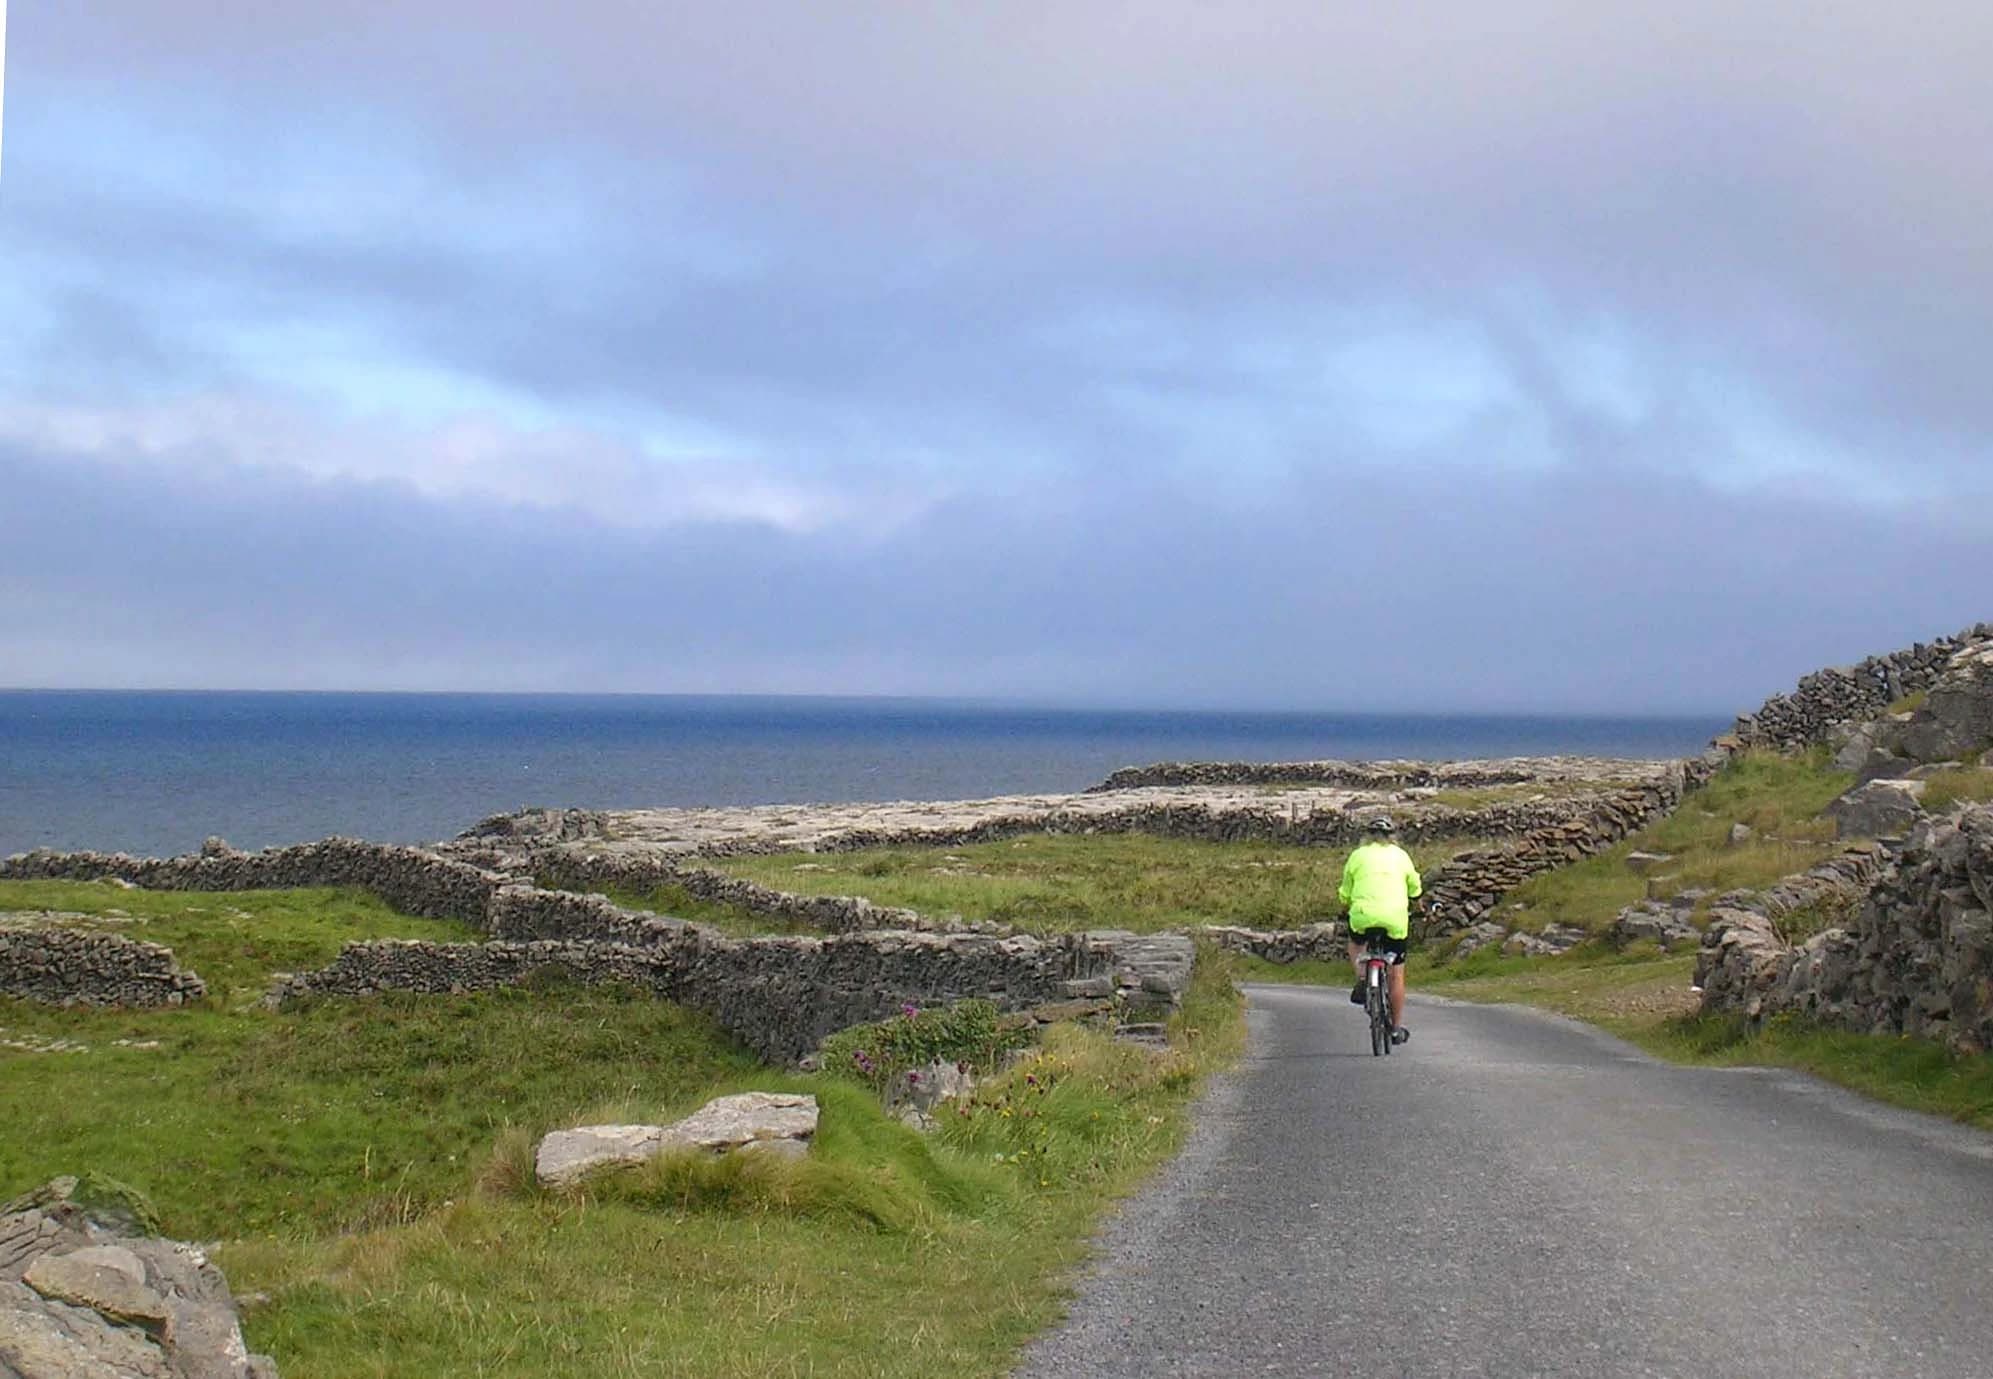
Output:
top-left (1015, 985), bottom-right (1993, 1378)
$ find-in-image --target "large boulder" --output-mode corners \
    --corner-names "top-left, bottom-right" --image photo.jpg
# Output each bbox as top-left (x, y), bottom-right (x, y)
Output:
top-left (1895, 646), bottom-right (1993, 763)
top-left (535, 1092), bottom-right (819, 1187)
top-left (1826, 779), bottom-right (1927, 839)
top-left (0, 1177), bottom-right (277, 1379)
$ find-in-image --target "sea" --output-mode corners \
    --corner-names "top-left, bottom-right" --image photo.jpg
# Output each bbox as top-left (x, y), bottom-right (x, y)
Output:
top-left (0, 691), bottom-right (1725, 858)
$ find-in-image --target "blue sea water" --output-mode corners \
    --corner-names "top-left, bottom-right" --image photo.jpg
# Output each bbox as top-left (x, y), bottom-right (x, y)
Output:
top-left (0, 692), bottom-right (1724, 858)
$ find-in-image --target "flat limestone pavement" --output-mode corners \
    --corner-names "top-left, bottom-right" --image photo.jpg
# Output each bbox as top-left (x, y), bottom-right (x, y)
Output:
top-left (1015, 987), bottom-right (1993, 1379)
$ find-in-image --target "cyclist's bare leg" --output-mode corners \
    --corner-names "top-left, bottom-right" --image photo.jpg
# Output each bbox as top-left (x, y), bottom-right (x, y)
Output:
top-left (1347, 940), bottom-right (1369, 977)
top-left (1388, 964), bottom-right (1407, 1028)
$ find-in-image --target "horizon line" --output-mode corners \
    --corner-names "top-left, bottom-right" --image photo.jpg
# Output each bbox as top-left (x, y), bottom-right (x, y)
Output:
top-left (0, 684), bottom-right (1735, 720)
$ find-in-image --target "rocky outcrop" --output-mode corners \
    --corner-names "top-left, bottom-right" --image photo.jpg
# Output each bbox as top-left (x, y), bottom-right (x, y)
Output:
top-left (1693, 843), bottom-right (1891, 1022)
top-left (1700, 809), bottom-right (1993, 1053)
top-left (535, 1092), bottom-right (820, 1186)
top-left (0, 1177), bottom-right (276, 1379)
top-left (1894, 644), bottom-right (1993, 762)
top-left (1826, 779), bottom-right (1928, 839)
top-left (0, 925), bottom-right (207, 1008)
top-left (1726, 624), bottom-right (1992, 755)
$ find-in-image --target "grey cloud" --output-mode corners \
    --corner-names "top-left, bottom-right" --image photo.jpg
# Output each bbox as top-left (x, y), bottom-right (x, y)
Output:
top-left (3, 442), bottom-right (1986, 712)
top-left (3, 3), bottom-right (1990, 702)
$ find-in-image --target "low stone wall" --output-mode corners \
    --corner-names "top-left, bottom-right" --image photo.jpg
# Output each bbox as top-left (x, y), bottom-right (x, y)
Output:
top-left (1726, 624), bottom-right (1991, 754)
top-left (518, 847), bottom-right (955, 933)
top-left (1198, 922), bottom-right (1346, 964)
top-left (1420, 768), bottom-right (1711, 932)
top-left (266, 926), bottom-right (1177, 1063)
top-left (1086, 757), bottom-right (1639, 793)
top-left (1698, 809), bottom-right (1993, 1053)
top-left (0, 926), bottom-right (206, 1007)
top-left (0, 837), bottom-right (501, 930)
top-left (460, 789), bottom-right (1695, 939)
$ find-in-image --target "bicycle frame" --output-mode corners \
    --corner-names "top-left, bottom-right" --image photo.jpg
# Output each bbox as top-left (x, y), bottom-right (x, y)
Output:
top-left (1364, 955), bottom-right (1393, 1057)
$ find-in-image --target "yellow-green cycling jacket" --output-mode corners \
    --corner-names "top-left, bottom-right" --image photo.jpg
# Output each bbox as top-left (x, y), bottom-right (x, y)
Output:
top-left (1338, 840), bottom-right (1423, 940)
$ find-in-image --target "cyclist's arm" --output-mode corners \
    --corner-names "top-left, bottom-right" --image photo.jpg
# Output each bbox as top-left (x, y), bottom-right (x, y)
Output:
top-left (1337, 852), bottom-right (1356, 910)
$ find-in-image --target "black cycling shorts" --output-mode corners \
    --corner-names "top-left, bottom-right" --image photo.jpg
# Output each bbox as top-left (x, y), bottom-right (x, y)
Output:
top-left (1347, 926), bottom-right (1409, 965)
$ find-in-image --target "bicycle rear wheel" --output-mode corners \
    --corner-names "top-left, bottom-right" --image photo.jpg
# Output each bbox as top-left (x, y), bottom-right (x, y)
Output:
top-left (1366, 974), bottom-right (1387, 1056)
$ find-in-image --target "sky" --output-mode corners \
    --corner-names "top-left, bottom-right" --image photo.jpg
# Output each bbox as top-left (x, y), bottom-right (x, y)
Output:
top-left (1, 2), bottom-right (1989, 713)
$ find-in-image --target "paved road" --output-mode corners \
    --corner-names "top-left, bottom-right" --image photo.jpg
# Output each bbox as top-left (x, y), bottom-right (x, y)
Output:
top-left (1016, 985), bottom-right (1993, 1379)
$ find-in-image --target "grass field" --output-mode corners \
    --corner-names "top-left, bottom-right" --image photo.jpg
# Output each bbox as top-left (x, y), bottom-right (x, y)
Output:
top-left (1493, 751), bottom-right (1853, 935)
top-left (1, 882), bottom-right (1248, 1378)
top-left (704, 832), bottom-right (1473, 933)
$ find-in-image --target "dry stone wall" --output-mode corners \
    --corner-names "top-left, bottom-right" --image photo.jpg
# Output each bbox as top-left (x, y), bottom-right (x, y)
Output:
top-left (516, 847), bottom-right (958, 934)
top-left (0, 838), bottom-right (501, 929)
top-left (267, 925), bottom-right (1176, 1063)
top-left (1420, 768), bottom-right (1711, 933)
top-left (0, 927), bottom-right (206, 1008)
top-left (1697, 809), bottom-right (1993, 1054)
top-left (455, 782), bottom-right (1700, 941)
top-left (0, 828), bottom-right (1193, 1052)
top-left (1086, 757), bottom-right (1641, 792)
top-left (1726, 624), bottom-right (1992, 754)
top-left (1198, 923), bottom-right (1346, 964)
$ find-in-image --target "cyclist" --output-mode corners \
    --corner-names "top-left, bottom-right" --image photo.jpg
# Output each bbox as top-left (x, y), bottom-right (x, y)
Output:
top-left (1340, 815), bottom-right (1422, 1045)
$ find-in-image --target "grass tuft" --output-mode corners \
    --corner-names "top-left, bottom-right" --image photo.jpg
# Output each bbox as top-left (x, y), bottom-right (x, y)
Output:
top-left (1919, 766), bottom-right (1993, 814)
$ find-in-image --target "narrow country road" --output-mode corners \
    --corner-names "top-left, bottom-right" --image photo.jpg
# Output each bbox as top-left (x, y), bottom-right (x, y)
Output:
top-left (1015, 985), bottom-right (1993, 1379)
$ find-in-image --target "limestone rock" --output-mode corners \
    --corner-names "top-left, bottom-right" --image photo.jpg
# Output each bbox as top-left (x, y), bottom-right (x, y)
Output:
top-left (1538, 923), bottom-right (1590, 953)
top-left (0, 1283), bottom-right (176, 1377)
top-left (1727, 823), bottom-right (1755, 847)
top-left (536, 1092), bottom-right (819, 1186)
top-left (1827, 779), bottom-right (1927, 839)
top-left (0, 1181), bottom-right (276, 1379)
top-left (1895, 646), bottom-right (1993, 763)
top-left (24, 1249), bottom-right (171, 1336)
top-left (656, 1091), bottom-right (819, 1154)
top-left (1623, 851), bottom-right (1675, 875)
top-left (534, 1125), bottom-right (666, 1187)
top-left (1609, 902), bottom-right (1699, 951)
top-left (1452, 921), bottom-right (1510, 958)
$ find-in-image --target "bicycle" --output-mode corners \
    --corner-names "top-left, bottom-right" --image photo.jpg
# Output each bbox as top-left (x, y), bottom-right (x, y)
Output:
top-left (1360, 948), bottom-right (1394, 1057)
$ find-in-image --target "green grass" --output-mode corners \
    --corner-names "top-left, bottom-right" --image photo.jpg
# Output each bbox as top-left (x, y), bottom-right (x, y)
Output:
top-left (1919, 766), bottom-right (1993, 814)
top-left (1886, 689), bottom-right (1929, 715)
top-left (221, 952), bottom-right (1243, 1379)
top-left (0, 983), bottom-right (761, 1238)
top-left (1496, 750), bottom-right (1852, 934)
top-left (3, 886), bottom-right (1248, 1378)
top-left (707, 832), bottom-right (1473, 933)
top-left (0, 880), bottom-right (482, 1005)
